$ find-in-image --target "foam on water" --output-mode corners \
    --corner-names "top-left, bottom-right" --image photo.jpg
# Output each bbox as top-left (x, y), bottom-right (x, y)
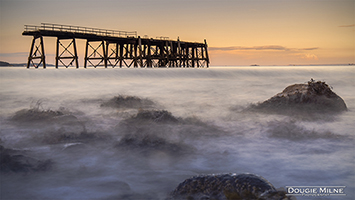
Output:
top-left (0, 66), bottom-right (354, 199)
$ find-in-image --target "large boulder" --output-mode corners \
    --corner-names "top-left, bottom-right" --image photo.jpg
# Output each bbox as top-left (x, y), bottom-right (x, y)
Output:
top-left (170, 173), bottom-right (294, 200)
top-left (250, 79), bottom-right (347, 114)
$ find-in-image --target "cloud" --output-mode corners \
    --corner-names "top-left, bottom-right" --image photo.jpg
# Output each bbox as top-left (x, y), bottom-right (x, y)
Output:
top-left (209, 45), bottom-right (290, 51)
top-left (338, 24), bottom-right (355, 28)
top-left (299, 47), bottom-right (319, 51)
top-left (209, 45), bottom-right (318, 52)
top-left (300, 53), bottom-right (319, 60)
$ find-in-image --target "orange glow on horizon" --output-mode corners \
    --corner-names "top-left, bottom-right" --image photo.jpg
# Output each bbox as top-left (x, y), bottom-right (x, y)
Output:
top-left (0, 0), bottom-right (354, 66)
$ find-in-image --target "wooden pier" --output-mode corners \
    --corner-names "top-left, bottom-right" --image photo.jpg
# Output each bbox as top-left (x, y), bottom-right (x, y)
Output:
top-left (22, 23), bottom-right (209, 68)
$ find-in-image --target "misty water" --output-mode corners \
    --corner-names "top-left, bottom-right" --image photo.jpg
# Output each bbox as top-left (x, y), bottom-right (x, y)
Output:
top-left (0, 66), bottom-right (354, 200)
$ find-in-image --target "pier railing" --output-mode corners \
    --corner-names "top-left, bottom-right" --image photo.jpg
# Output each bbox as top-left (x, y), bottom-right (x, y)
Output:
top-left (24, 23), bottom-right (137, 38)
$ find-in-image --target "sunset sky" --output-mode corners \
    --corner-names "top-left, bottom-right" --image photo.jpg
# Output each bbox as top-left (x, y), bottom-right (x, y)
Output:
top-left (0, 0), bottom-right (354, 66)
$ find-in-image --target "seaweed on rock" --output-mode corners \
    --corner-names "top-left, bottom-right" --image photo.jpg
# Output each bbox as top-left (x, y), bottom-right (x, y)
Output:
top-left (169, 173), bottom-right (295, 200)
top-left (118, 109), bottom-right (225, 141)
top-left (11, 108), bottom-right (64, 122)
top-left (10, 100), bottom-right (76, 123)
top-left (132, 109), bottom-right (181, 123)
top-left (101, 95), bottom-right (155, 109)
top-left (247, 79), bottom-right (347, 118)
top-left (115, 109), bottom-right (197, 156)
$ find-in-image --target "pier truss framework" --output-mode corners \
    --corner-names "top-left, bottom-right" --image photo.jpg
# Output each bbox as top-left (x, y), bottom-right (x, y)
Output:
top-left (23, 23), bottom-right (209, 68)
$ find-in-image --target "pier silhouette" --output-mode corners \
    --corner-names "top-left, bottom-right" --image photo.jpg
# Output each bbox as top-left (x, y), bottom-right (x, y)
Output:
top-left (23, 23), bottom-right (209, 68)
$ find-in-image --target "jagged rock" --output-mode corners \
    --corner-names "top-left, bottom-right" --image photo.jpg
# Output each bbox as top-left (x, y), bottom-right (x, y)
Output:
top-left (101, 95), bottom-right (155, 109)
top-left (11, 108), bottom-right (64, 121)
top-left (130, 109), bottom-right (181, 123)
top-left (117, 109), bottom-right (224, 142)
top-left (250, 79), bottom-right (347, 114)
top-left (170, 173), bottom-right (294, 200)
top-left (10, 100), bottom-right (68, 122)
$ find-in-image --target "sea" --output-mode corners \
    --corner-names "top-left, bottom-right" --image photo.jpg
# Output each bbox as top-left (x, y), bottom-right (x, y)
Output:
top-left (0, 66), bottom-right (354, 200)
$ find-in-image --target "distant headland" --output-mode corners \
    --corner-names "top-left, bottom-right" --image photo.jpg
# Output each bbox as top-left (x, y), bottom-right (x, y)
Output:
top-left (0, 61), bottom-right (26, 67)
top-left (0, 61), bottom-right (54, 67)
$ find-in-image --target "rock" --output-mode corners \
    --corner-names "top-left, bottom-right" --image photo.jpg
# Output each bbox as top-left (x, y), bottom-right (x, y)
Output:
top-left (250, 79), bottom-right (347, 114)
top-left (129, 109), bottom-right (181, 124)
top-left (170, 173), bottom-right (294, 200)
top-left (100, 95), bottom-right (155, 109)
top-left (0, 145), bottom-right (52, 173)
top-left (11, 108), bottom-right (64, 121)
top-left (116, 133), bottom-right (194, 156)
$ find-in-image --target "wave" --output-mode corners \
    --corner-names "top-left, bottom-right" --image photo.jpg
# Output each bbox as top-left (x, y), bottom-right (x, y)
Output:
top-left (266, 120), bottom-right (345, 141)
top-left (41, 129), bottom-right (112, 145)
top-left (114, 109), bottom-right (224, 158)
top-left (115, 133), bottom-right (195, 157)
top-left (1, 92), bottom-right (351, 199)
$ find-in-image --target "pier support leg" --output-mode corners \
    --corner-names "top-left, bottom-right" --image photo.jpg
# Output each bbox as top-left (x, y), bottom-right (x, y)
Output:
top-left (191, 46), bottom-right (195, 68)
top-left (102, 40), bottom-right (107, 68)
top-left (73, 38), bottom-right (79, 68)
top-left (159, 44), bottom-right (165, 67)
top-left (27, 35), bottom-right (46, 68)
top-left (84, 40), bottom-right (106, 68)
top-left (84, 40), bottom-right (88, 68)
top-left (200, 46), bottom-right (204, 68)
top-left (177, 39), bottom-right (182, 67)
top-left (119, 43), bottom-right (123, 68)
top-left (106, 42), bottom-right (120, 68)
top-left (55, 38), bottom-right (59, 68)
top-left (204, 39), bottom-right (209, 68)
top-left (147, 43), bottom-right (152, 67)
top-left (55, 37), bottom-right (79, 68)
top-left (138, 37), bottom-right (143, 67)
top-left (27, 36), bottom-right (36, 68)
top-left (134, 43), bottom-right (138, 68)
top-left (40, 36), bottom-right (46, 68)
top-left (186, 47), bottom-right (190, 68)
